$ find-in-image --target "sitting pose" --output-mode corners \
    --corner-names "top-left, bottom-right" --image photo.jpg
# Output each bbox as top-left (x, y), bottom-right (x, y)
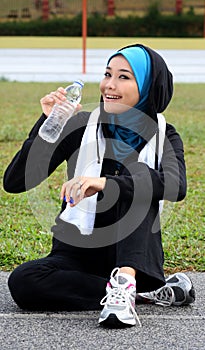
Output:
top-left (3, 44), bottom-right (195, 328)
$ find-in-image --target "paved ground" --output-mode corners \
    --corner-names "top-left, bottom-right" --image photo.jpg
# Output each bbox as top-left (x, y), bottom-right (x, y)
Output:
top-left (0, 49), bottom-right (205, 83)
top-left (0, 270), bottom-right (204, 350)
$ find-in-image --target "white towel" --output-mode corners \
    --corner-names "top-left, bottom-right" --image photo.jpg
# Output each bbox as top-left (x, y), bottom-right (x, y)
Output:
top-left (138, 113), bottom-right (166, 213)
top-left (60, 107), bottom-right (106, 235)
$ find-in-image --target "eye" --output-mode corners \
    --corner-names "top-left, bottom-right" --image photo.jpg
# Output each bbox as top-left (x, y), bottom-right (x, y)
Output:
top-left (119, 74), bottom-right (129, 79)
top-left (104, 71), bottom-right (111, 77)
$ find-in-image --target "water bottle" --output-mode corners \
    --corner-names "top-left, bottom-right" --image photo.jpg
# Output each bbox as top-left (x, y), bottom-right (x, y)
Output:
top-left (38, 80), bottom-right (84, 143)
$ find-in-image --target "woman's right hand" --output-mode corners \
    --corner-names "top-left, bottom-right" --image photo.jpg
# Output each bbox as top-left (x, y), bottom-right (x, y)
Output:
top-left (40, 87), bottom-right (67, 117)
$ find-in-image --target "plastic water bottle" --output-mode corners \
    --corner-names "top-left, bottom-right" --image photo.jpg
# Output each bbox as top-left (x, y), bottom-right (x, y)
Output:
top-left (38, 80), bottom-right (84, 143)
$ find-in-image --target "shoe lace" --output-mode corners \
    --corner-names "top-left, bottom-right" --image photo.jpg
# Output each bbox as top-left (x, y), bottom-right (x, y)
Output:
top-left (150, 285), bottom-right (175, 306)
top-left (100, 282), bottom-right (142, 327)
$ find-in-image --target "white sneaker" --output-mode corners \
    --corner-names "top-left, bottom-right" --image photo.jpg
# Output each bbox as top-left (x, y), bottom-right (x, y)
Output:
top-left (136, 272), bottom-right (195, 307)
top-left (98, 268), bottom-right (141, 328)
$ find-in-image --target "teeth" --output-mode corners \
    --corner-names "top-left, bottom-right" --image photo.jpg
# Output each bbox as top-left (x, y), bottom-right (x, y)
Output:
top-left (106, 95), bottom-right (121, 99)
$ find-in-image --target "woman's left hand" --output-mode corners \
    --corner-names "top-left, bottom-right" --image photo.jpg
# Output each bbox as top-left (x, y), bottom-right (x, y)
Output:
top-left (60, 176), bottom-right (106, 206)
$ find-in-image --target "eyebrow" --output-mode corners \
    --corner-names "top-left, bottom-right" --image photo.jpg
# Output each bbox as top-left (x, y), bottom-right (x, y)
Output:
top-left (106, 66), bottom-right (134, 75)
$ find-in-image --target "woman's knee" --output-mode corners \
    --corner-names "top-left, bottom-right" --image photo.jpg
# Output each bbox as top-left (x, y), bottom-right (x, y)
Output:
top-left (8, 264), bottom-right (32, 309)
top-left (8, 260), bottom-right (48, 310)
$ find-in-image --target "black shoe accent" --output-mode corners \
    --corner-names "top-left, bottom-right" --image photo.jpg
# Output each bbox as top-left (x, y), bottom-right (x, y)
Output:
top-left (173, 284), bottom-right (196, 305)
top-left (172, 286), bottom-right (185, 302)
top-left (167, 276), bottom-right (179, 283)
top-left (189, 286), bottom-right (196, 302)
top-left (183, 285), bottom-right (196, 305)
top-left (100, 314), bottom-right (133, 329)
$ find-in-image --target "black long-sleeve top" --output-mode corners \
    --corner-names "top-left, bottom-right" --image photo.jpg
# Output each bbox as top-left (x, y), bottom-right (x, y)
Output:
top-left (3, 111), bottom-right (186, 204)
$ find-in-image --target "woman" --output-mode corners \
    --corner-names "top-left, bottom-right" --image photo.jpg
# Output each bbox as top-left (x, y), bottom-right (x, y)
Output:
top-left (3, 44), bottom-right (195, 328)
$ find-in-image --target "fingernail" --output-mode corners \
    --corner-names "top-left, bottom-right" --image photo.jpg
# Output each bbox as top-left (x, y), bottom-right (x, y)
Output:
top-left (69, 197), bottom-right (74, 204)
top-left (63, 196), bottom-right (74, 204)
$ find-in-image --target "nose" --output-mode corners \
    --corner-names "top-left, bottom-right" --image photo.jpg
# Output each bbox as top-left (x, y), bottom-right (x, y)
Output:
top-left (105, 76), bottom-right (116, 90)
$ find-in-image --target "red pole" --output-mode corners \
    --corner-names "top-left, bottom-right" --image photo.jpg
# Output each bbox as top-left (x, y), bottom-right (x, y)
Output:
top-left (175, 0), bottom-right (183, 15)
top-left (107, 0), bottom-right (115, 16)
top-left (82, 0), bottom-right (87, 74)
top-left (42, 0), bottom-right (49, 20)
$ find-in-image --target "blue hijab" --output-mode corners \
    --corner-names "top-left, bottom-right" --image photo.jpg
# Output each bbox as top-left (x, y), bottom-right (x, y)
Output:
top-left (106, 46), bottom-right (152, 167)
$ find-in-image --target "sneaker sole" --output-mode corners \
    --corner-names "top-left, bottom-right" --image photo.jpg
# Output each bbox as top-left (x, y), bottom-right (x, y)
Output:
top-left (99, 313), bottom-right (135, 328)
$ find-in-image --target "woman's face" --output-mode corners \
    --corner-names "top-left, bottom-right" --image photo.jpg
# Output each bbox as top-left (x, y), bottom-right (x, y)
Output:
top-left (100, 55), bottom-right (140, 114)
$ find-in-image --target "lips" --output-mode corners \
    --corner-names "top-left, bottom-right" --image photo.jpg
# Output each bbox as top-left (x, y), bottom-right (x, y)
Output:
top-left (105, 94), bottom-right (121, 100)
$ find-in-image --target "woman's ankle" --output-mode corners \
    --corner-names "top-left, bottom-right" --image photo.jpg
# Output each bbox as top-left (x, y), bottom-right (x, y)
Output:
top-left (119, 266), bottom-right (136, 278)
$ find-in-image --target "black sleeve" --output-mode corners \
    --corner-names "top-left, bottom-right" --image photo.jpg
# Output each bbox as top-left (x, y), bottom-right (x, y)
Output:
top-left (3, 112), bottom-right (88, 193)
top-left (104, 123), bottom-right (187, 203)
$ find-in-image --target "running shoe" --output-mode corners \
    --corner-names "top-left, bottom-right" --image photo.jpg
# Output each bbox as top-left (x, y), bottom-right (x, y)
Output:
top-left (136, 272), bottom-right (195, 307)
top-left (98, 268), bottom-right (142, 328)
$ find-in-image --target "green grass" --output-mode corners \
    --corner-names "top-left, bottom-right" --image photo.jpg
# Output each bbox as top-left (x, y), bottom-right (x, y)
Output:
top-left (0, 82), bottom-right (205, 273)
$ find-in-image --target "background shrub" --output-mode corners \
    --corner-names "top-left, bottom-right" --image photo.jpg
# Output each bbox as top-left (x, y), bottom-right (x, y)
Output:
top-left (0, 13), bottom-right (203, 37)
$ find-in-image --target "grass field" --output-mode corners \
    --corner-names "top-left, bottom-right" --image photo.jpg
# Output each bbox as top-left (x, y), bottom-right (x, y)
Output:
top-left (0, 36), bottom-right (205, 50)
top-left (0, 81), bottom-right (205, 273)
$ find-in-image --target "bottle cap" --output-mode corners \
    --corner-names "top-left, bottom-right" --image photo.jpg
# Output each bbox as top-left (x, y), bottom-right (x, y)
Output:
top-left (74, 80), bottom-right (84, 88)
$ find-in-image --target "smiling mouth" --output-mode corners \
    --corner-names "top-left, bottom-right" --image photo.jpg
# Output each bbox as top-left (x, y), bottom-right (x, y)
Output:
top-left (105, 94), bottom-right (122, 100)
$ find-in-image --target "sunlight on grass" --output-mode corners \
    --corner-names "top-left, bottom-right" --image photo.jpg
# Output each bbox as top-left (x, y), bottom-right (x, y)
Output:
top-left (0, 37), bottom-right (205, 49)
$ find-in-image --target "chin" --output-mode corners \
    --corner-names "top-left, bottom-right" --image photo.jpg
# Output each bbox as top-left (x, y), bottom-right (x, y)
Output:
top-left (104, 102), bottom-right (130, 114)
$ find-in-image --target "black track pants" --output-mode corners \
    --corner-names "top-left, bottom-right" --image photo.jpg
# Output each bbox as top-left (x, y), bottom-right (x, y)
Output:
top-left (8, 254), bottom-right (109, 311)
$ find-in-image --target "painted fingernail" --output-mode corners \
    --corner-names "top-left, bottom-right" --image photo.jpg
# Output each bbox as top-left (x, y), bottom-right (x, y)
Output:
top-left (69, 197), bottom-right (74, 204)
top-left (63, 196), bottom-right (74, 204)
